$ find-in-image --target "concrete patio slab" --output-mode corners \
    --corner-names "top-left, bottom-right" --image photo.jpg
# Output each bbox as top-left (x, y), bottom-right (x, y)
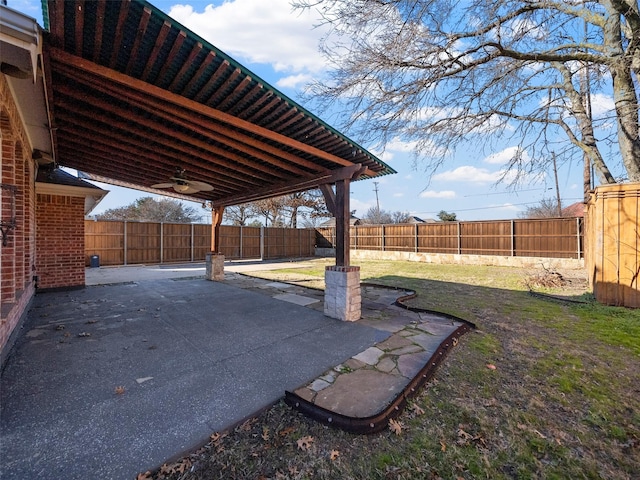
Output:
top-left (272, 293), bottom-right (320, 306)
top-left (0, 277), bottom-right (387, 480)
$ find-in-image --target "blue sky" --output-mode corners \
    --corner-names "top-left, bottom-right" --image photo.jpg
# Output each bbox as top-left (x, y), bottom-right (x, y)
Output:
top-left (11, 0), bottom-right (595, 221)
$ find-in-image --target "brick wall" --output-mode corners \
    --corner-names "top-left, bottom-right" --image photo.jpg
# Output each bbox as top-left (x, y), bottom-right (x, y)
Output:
top-left (36, 194), bottom-right (86, 289)
top-left (1, 75), bottom-right (37, 355)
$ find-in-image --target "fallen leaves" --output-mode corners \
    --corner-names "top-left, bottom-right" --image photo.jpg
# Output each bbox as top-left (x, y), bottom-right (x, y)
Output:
top-left (456, 425), bottom-right (487, 447)
top-left (158, 458), bottom-right (192, 476)
top-left (486, 363), bottom-right (497, 370)
top-left (135, 472), bottom-right (152, 480)
top-left (296, 435), bottom-right (314, 451)
top-left (114, 386), bottom-right (125, 395)
top-left (409, 402), bottom-right (425, 416)
top-left (388, 418), bottom-right (403, 435)
top-left (330, 449), bottom-right (340, 461)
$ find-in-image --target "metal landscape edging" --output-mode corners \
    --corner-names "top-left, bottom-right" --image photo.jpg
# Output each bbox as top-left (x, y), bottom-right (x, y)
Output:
top-left (285, 282), bottom-right (476, 434)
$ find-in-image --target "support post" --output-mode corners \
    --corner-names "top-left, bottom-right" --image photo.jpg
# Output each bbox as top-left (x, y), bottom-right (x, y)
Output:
top-left (323, 175), bottom-right (362, 321)
top-left (335, 178), bottom-right (350, 266)
top-left (207, 206), bottom-right (225, 281)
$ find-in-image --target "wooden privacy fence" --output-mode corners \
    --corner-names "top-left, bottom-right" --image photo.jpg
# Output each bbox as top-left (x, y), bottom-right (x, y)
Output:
top-left (84, 221), bottom-right (315, 266)
top-left (586, 183), bottom-right (639, 308)
top-left (316, 217), bottom-right (584, 259)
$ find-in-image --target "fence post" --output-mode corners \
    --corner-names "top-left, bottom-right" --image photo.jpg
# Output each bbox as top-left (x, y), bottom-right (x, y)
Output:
top-left (160, 222), bottom-right (164, 264)
top-left (299, 228), bottom-right (302, 257)
top-left (415, 223), bottom-right (418, 253)
top-left (576, 217), bottom-right (581, 259)
top-left (381, 225), bottom-right (385, 251)
top-left (191, 223), bottom-right (194, 262)
top-left (510, 220), bottom-right (515, 257)
top-left (260, 226), bottom-right (264, 260)
top-left (123, 221), bottom-right (128, 265)
top-left (457, 222), bottom-right (461, 255)
top-left (240, 226), bottom-right (243, 260)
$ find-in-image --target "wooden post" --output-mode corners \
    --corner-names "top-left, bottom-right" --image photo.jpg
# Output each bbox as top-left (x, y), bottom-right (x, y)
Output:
top-left (211, 206), bottom-right (224, 252)
top-left (335, 178), bottom-right (350, 266)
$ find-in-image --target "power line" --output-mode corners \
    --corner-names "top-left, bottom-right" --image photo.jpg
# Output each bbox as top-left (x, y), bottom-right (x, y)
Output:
top-left (413, 198), bottom-right (583, 215)
top-left (463, 188), bottom-right (551, 197)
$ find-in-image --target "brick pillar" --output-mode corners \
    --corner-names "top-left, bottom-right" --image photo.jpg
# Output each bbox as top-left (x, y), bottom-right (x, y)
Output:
top-left (205, 252), bottom-right (225, 281)
top-left (324, 265), bottom-right (361, 322)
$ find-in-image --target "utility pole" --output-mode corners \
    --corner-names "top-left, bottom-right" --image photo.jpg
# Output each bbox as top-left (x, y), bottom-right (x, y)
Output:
top-left (373, 181), bottom-right (380, 222)
top-left (552, 152), bottom-right (562, 217)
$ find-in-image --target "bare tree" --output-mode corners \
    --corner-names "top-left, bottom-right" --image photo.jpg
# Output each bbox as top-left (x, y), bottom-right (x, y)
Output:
top-left (282, 189), bottom-right (330, 227)
top-left (391, 210), bottom-right (412, 223)
top-left (250, 197), bottom-right (286, 227)
top-left (223, 204), bottom-right (254, 226)
top-left (294, 0), bottom-right (640, 184)
top-left (96, 197), bottom-right (200, 223)
top-left (519, 198), bottom-right (562, 218)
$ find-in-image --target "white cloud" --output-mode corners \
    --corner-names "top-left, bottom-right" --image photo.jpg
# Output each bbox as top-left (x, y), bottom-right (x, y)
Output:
top-left (393, 192), bottom-right (405, 197)
top-left (386, 137), bottom-right (418, 152)
top-left (380, 151), bottom-right (395, 162)
top-left (419, 190), bottom-right (456, 199)
top-left (276, 73), bottom-right (314, 89)
top-left (350, 198), bottom-right (372, 216)
top-left (168, 1), bottom-right (329, 75)
top-left (433, 165), bottom-right (502, 183)
top-left (483, 146), bottom-right (530, 165)
top-left (590, 93), bottom-right (615, 118)
top-left (493, 203), bottom-right (520, 211)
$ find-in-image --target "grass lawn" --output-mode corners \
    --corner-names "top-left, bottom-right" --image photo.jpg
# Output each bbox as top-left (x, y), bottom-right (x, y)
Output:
top-left (145, 259), bottom-right (639, 480)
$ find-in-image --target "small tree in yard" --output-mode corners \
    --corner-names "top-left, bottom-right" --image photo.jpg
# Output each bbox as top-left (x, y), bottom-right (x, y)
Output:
top-left (294, 0), bottom-right (640, 184)
top-left (96, 197), bottom-right (200, 223)
top-left (437, 210), bottom-right (457, 222)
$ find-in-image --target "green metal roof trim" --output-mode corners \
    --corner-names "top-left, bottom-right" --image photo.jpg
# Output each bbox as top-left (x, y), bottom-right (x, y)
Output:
top-left (41, 0), bottom-right (395, 179)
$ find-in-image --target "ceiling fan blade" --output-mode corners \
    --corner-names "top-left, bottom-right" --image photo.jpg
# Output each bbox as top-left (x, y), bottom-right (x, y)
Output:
top-left (151, 183), bottom-right (174, 188)
top-left (185, 180), bottom-right (214, 191)
top-left (172, 185), bottom-right (200, 194)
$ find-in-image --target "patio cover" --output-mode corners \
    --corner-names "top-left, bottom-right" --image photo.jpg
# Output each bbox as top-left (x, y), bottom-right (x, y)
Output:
top-left (41, 0), bottom-right (395, 209)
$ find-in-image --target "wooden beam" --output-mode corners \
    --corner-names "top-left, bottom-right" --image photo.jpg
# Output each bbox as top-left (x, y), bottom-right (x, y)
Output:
top-left (194, 59), bottom-right (230, 103)
top-left (53, 83), bottom-right (293, 180)
top-left (154, 30), bottom-right (186, 85)
top-left (181, 51), bottom-right (216, 97)
top-left (108, 0), bottom-right (131, 68)
top-left (91, 0), bottom-right (107, 63)
top-left (53, 97), bottom-right (273, 186)
top-left (124, 7), bottom-right (153, 75)
top-left (74, 0), bottom-right (85, 57)
top-left (211, 206), bottom-right (224, 252)
top-left (319, 184), bottom-right (336, 216)
top-left (49, 48), bottom-right (377, 175)
top-left (210, 164), bottom-right (367, 208)
top-left (141, 21), bottom-right (171, 81)
top-left (335, 178), bottom-right (351, 266)
top-left (168, 41), bottom-right (203, 91)
top-left (51, 65), bottom-right (318, 177)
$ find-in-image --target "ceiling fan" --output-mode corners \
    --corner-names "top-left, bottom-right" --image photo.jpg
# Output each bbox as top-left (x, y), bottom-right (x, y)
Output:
top-left (151, 169), bottom-right (214, 194)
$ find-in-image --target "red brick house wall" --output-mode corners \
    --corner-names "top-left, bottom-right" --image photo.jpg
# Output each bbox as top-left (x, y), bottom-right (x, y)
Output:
top-left (1, 75), bottom-right (37, 355)
top-left (35, 194), bottom-right (85, 289)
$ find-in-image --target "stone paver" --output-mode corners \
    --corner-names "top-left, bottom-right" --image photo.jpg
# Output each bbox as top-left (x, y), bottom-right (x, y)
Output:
top-left (397, 351), bottom-right (432, 378)
top-left (352, 346), bottom-right (385, 365)
top-left (377, 333), bottom-right (414, 351)
top-left (314, 369), bottom-right (408, 417)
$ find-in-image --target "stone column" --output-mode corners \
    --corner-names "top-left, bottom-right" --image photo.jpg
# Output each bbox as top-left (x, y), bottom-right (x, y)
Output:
top-left (205, 252), bottom-right (225, 281)
top-left (324, 265), bottom-right (361, 321)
